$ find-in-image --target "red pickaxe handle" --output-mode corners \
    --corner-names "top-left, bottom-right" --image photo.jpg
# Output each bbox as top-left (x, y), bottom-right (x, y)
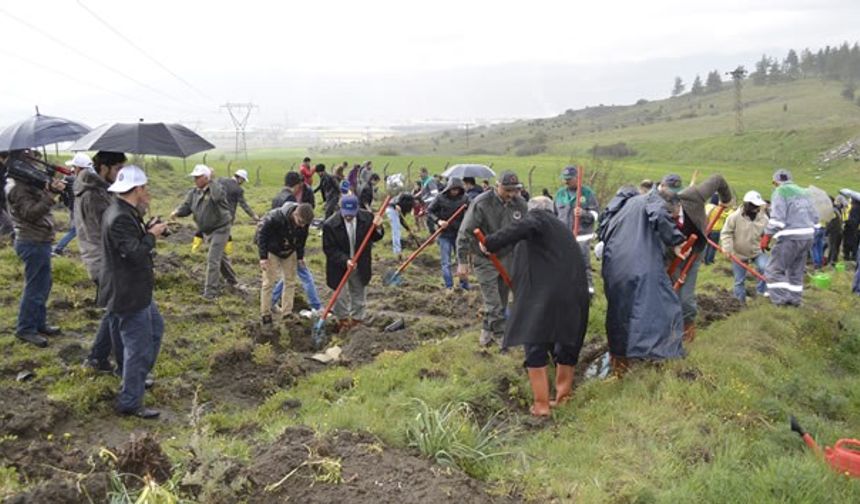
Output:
top-left (573, 166), bottom-right (584, 237)
top-left (319, 195), bottom-right (392, 322)
top-left (394, 204), bottom-right (467, 276)
top-left (704, 236), bottom-right (767, 282)
top-left (473, 228), bottom-right (514, 290)
top-left (673, 204), bottom-right (726, 291)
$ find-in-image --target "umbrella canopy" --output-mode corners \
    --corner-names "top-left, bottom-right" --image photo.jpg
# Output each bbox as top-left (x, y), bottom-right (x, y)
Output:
top-left (70, 122), bottom-right (215, 158)
top-left (0, 113), bottom-right (90, 151)
top-left (441, 164), bottom-right (496, 180)
top-left (808, 185), bottom-right (835, 224)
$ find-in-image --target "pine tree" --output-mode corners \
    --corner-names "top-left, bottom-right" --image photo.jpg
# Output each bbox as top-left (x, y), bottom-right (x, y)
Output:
top-left (784, 49), bottom-right (800, 80)
top-left (799, 48), bottom-right (815, 77)
top-left (705, 70), bottom-right (722, 93)
top-left (672, 76), bottom-right (685, 97)
top-left (768, 60), bottom-right (783, 84)
top-left (691, 75), bottom-right (704, 95)
top-left (752, 55), bottom-right (770, 85)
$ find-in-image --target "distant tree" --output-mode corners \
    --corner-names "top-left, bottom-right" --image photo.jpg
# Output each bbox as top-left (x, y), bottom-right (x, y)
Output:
top-left (672, 76), bottom-right (685, 97)
top-left (751, 55), bottom-right (770, 85)
top-left (799, 48), bottom-right (816, 77)
top-left (768, 60), bottom-right (783, 84)
top-left (784, 49), bottom-right (800, 80)
top-left (705, 70), bottom-right (722, 93)
top-left (691, 75), bottom-right (704, 95)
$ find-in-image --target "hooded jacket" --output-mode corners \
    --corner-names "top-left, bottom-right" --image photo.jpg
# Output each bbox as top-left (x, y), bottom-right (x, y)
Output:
top-left (257, 202), bottom-right (309, 260)
top-left (73, 169), bottom-right (113, 279)
top-left (427, 178), bottom-right (470, 240)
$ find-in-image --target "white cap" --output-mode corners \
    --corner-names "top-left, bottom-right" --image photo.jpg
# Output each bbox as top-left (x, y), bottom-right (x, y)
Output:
top-left (108, 165), bottom-right (148, 193)
top-left (65, 152), bottom-right (93, 169)
top-left (235, 169), bottom-right (249, 182)
top-left (743, 190), bottom-right (766, 206)
top-left (189, 164), bottom-right (212, 178)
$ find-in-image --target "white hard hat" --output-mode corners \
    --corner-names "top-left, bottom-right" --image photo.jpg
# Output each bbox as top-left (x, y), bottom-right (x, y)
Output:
top-left (235, 169), bottom-right (249, 182)
top-left (743, 190), bottom-right (766, 206)
top-left (108, 165), bottom-right (148, 193)
top-left (189, 164), bottom-right (212, 178)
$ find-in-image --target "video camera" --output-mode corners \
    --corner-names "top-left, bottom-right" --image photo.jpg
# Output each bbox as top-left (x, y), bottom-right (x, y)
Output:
top-left (145, 216), bottom-right (175, 237)
top-left (5, 152), bottom-right (73, 191)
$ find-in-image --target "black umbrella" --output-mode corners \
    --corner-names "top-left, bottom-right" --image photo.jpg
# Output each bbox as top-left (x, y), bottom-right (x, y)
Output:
top-left (0, 113), bottom-right (91, 151)
top-left (69, 122), bottom-right (215, 158)
top-left (441, 164), bottom-right (496, 180)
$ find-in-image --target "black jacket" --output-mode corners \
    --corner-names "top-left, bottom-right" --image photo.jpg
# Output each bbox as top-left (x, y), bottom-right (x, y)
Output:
top-left (272, 184), bottom-right (315, 210)
top-left (257, 203), bottom-right (309, 260)
top-left (315, 172), bottom-right (340, 203)
top-left (427, 192), bottom-right (469, 240)
top-left (485, 209), bottom-right (589, 352)
top-left (322, 210), bottom-right (384, 289)
top-left (98, 198), bottom-right (156, 314)
top-left (390, 193), bottom-right (415, 214)
top-left (359, 184), bottom-right (375, 210)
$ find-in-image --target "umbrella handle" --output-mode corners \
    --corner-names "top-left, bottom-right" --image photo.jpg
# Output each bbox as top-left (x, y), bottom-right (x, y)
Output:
top-left (319, 195), bottom-right (392, 322)
top-left (473, 228), bottom-right (513, 290)
top-left (394, 204), bottom-right (467, 276)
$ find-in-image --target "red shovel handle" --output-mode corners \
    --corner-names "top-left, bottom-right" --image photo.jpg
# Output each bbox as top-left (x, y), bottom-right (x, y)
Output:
top-left (673, 204), bottom-right (726, 291)
top-left (394, 204), bottom-right (468, 276)
top-left (473, 228), bottom-right (513, 290)
top-left (573, 167), bottom-right (584, 237)
top-left (667, 235), bottom-right (698, 276)
top-left (704, 236), bottom-right (767, 282)
top-left (319, 195), bottom-right (392, 322)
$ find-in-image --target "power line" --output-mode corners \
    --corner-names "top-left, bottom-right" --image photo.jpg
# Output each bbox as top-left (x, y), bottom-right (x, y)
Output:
top-left (0, 6), bottom-right (191, 107)
top-left (76, 0), bottom-right (216, 104)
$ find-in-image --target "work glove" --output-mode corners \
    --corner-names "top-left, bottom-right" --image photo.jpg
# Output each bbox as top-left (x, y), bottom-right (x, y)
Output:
top-left (759, 234), bottom-right (771, 251)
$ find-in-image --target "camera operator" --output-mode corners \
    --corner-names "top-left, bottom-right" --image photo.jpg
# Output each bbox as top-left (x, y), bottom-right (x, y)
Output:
top-left (7, 152), bottom-right (67, 347)
top-left (0, 151), bottom-right (14, 245)
top-left (100, 165), bottom-right (167, 419)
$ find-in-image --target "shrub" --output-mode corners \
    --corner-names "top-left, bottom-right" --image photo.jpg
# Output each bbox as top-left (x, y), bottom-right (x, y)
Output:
top-left (589, 142), bottom-right (638, 158)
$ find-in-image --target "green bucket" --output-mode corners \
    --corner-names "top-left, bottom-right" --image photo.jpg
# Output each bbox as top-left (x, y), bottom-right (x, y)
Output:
top-left (812, 273), bottom-right (832, 289)
top-left (835, 262), bottom-right (847, 273)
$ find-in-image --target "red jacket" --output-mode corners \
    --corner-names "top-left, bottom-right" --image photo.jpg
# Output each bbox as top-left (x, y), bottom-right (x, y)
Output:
top-left (300, 163), bottom-right (314, 186)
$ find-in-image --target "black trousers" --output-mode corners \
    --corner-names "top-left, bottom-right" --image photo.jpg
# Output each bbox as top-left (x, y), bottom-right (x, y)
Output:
top-left (524, 343), bottom-right (580, 368)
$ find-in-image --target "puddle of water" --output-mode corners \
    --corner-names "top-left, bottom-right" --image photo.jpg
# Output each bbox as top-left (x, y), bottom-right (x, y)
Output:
top-left (585, 352), bottom-right (611, 379)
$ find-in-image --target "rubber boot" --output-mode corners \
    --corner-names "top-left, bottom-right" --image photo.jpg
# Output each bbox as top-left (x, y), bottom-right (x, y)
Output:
top-left (550, 364), bottom-right (575, 407)
top-left (683, 321), bottom-right (696, 343)
top-left (526, 367), bottom-right (551, 417)
top-left (610, 354), bottom-right (630, 378)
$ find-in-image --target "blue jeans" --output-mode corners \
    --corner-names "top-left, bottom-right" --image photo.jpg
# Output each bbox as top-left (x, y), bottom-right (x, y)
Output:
top-left (14, 241), bottom-right (52, 335)
top-left (113, 301), bottom-right (163, 413)
top-left (272, 262), bottom-right (322, 310)
top-left (703, 231), bottom-right (720, 265)
top-left (88, 311), bottom-right (124, 370)
top-left (811, 227), bottom-right (825, 268)
top-left (386, 206), bottom-right (402, 255)
top-left (54, 224), bottom-right (77, 253)
top-left (731, 253), bottom-right (768, 302)
top-left (438, 235), bottom-right (469, 289)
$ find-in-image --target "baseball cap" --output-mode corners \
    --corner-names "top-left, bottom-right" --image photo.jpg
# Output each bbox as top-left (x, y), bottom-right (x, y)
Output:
top-left (561, 165), bottom-right (578, 180)
top-left (660, 173), bottom-right (683, 192)
top-left (235, 169), bottom-right (249, 182)
top-left (499, 170), bottom-right (523, 189)
top-left (743, 190), bottom-right (766, 206)
top-left (189, 164), bottom-right (212, 178)
top-left (773, 168), bottom-right (792, 184)
top-left (340, 195), bottom-right (359, 217)
top-left (65, 152), bottom-right (93, 169)
top-left (340, 180), bottom-right (351, 194)
top-left (108, 165), bottom-right (147, 193)
top-left (285, 171), bottom-right (302, 187)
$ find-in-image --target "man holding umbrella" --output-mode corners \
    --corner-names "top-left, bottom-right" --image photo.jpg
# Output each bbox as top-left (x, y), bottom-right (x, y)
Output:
top-left (456, 171), bottom-right (527, 347)
top-left (171, 165), bottom-right (238, 299)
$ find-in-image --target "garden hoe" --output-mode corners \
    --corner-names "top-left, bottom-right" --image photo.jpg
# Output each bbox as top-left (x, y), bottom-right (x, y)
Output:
top-left (383, 204), bottom-right (467, 286)
top-left (790, 415), bottom-right (860, 478)
top-left (312, 195), bottom-right (391, 349)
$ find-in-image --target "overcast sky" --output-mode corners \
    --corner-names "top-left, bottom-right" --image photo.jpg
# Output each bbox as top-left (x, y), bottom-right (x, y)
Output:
top-left (0, 0), bottom-right (857, 129)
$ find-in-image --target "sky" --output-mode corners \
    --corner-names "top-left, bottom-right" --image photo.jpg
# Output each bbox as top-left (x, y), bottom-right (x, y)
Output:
top-left (0, 0), bottom-right (857, 130)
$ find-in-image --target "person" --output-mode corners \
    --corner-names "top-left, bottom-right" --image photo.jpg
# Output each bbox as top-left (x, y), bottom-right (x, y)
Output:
top-left (357, 160), bottom-right (374, 194)
top-left (463, 177), bottom-right (483, 201)
top-left (100, 165), bottom-right (167, 419)
top-left (827, 196), bottom-right (846, 266)
top-left (481, 180), bottom-right (491, 192)
top-left (554, 165), bottom-right (599, 296)
top-left (6, 153), bottom-right (67, 347)
top-left (703, 194), bottom-right (728, 265)
top-left (483, 196), bottom-right (589, 416)
top-left (666, 173), bottom-right (732, 342)
top-left (386, 190), bottom-right (416, 261)
top-left (762, 169), bottom-right (818, 307)
top-left (418, 168), bottom-right (440, 232)
top-left (347, 163), bottom-right (362, 192)
top-left (843, 196), bottom-right (860, 262)
top-left (221, 169), bottom-right (259, 222)
top-left (322, 195), bottom-right (384, 331)
top-left (638, 179), bottom-right (654, 194)
top-left (359, 173), bottom-right (380, 211)
top-left (720, 191), bottom-right (769, 303)
top-left (598, 185), bottom-right (687, 373)
top-left (0, 151), bottom-right (14, 244)
top-left (456, 171), bottom-right (528, 347)
top-left (411, 180), bottom-right (427, 232)
top-left (299, 157), bottom-right (314, 186)
top-left (170, 165), bottom-right (237, 299)
top-left (75, 151), bottom-right (126, 372)
top-left (427, 177), bottom-right (470, 290)
top-left (314, 163), bottom-right (341, 219)
top-left (258, 202), bottom-right (315, 324)
top-left (273, 171), bottom-right (315, 209)
top-left (52, 154), bottom-right (92, 255)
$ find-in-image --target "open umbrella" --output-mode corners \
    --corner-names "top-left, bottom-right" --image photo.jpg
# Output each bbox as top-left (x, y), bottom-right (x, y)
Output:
top-left (808, 186), bottom-right (835, 225)
top-left (441, 164), bottom-right (495, 180)
top-left (70, 122), bottom-right (215, 158)
top-left (0, 113), bottom-right (90, 151)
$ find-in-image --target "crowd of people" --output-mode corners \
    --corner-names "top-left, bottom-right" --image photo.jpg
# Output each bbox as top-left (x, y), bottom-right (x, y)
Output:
top-left (1, 149), bottom-right (859, 419)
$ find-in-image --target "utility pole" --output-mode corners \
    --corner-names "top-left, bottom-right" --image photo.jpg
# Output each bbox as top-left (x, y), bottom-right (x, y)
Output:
top-left (727, 67), bottom-right (747, 136)
top-left (221, 102), bottom-right (258, 160)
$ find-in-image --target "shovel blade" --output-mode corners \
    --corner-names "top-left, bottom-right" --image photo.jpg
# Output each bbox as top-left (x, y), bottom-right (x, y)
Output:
top-left (382, 270), bottom-right (402, 287)
top-left (312, 318), bottom-right (328, 350)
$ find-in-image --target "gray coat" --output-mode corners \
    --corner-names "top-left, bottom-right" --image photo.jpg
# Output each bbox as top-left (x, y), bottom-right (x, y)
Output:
top-left (7, 180), bottom-right (56, 243)
top-left (456, 189), bottom-right (528, 265)
top-left (220, 177), bottom-right (256, 221)
top-left (73, 169), bottom-right (112, 280)
top-left (175, 179), bottom-right (231, 234)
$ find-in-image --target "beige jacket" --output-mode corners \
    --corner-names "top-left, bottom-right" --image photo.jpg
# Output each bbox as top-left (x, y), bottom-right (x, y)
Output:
top-left (720, 206), bottom-right (768, 260)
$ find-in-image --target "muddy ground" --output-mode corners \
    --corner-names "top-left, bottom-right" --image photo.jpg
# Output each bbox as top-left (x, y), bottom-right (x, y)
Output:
top-left (696, 287), bottom-right (745, 327)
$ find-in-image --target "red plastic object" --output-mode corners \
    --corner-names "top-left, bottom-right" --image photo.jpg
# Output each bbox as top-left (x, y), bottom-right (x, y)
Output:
top-left (825, 439), bottom-right (860, 477)
top-left (473, 228), bottom-right (513, 290)
top-left (573, 166), bottom-right (583, 237)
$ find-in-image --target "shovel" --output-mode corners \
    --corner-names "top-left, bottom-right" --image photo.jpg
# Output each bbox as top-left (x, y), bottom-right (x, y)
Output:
top-left (673, 204), bottom-right (726, 292)
top-left (312, 195), bottom-right (392, 348)
top-left (383, 203), bottom-right (468, 286)
top-left (473, 228), bottom-right (513, 290)
top-left (703, 236), bottom-right (767, 282)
